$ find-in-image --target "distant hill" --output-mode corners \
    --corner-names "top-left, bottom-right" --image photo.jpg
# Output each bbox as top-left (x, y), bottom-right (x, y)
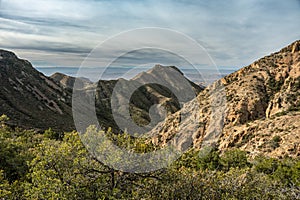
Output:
top-left (50, 72), bottom-right (92, 90)
top-left (70, 64), bottom-right (204, 132)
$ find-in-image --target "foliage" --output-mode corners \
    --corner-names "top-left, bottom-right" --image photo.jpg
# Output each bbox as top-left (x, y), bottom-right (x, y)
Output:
top-left (220, 149), bottom-right (251, 170)
top-left (24, 131), bottom-right (115, 199)
top-left (0, 170), bottom-right (11, 199)
top-left (270, 135), bottom-right (281, 149)
top-left (254, 156), bottom-right (279, 174)
top-left (268, 76), bottom-right (284, 92)
top-left (175, 146), bottom-right (221, 170)
top-left (0, 120), bottom-right (44, 182)
top-left (0, 120), bottom-right (299, 199)
top-left (254, 156), bottom-right (300, 187)
top-left (44, 128), bottom-right (64, 140)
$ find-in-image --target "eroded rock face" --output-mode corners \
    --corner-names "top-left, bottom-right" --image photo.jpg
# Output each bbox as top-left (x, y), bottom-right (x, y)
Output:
top-left (223, 40), bottom-right (300, 124)
top-left (148, 80), bottom-right (226, 151)
top-left (148, 40), bottom-right (300, 158)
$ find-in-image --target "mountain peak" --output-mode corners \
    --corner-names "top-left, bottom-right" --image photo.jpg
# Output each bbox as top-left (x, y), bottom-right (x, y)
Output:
top-left (0, 49), bottom-right (18, 60)
top-left (151, 64), bottom-right (183, 75)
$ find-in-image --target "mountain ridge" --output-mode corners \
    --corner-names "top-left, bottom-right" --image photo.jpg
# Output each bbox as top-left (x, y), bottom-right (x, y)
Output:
top-left (0, 53), bottom-right (203, 132)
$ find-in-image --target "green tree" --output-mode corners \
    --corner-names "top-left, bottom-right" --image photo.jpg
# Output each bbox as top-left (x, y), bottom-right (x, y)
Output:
top-left (0, 119), bottom-right (44, 182)
top-left (272, 158), bottom-right (300, 186)
top-left (24, 131), bottom-right (115, 199)
top-left (291, 160), bottom-right (300, 186)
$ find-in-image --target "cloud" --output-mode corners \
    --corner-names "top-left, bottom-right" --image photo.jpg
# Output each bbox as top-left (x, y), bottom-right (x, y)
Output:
top-left (0, 0), bottom-right (299, 68)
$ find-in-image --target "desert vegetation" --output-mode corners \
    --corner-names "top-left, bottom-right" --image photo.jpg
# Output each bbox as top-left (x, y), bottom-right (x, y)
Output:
top-left (0, 115), bottom-right (299, 199)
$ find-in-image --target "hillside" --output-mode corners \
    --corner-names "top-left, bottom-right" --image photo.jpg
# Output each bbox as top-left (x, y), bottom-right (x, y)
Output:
top-left (50, 72), bottom-right (92, 90)
top-left (0, 41), bottom-right (299, 199)
top-left (0, 50), bottom-right (74, 131)
top-left (149, 40), bottom-right (300, 158)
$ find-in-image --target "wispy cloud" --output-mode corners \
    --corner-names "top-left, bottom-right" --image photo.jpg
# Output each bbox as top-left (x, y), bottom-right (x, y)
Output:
top-left (0, 0), bottom-right (299, 68)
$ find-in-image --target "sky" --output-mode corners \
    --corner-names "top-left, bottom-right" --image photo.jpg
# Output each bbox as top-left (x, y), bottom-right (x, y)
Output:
top-left (0, 0), bottom-right (300, 69)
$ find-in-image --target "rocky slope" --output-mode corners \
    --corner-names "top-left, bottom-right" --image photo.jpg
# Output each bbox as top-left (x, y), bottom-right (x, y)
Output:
top-left (220, 111), bottom-right (300, 158)
top-left (149, 40), bottom-right (300, 158)
top-left (0, 50), bottom-right (74, 131)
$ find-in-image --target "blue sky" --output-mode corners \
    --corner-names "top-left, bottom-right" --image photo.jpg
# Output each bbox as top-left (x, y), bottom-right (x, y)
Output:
top-left (0, 0), bottom-right (299, 69)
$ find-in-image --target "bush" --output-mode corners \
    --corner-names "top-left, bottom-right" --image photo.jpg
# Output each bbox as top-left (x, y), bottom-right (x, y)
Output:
top-left (221, 149), bottom-right (250, 170)
top-left (270, 136), bottom-right (281, 149)
top-left (254, 156), bottom-right (278, 174)
top-left (0, 170), bottom-right (11, 198)
top-left (175, 146), bottom-right (221, 170)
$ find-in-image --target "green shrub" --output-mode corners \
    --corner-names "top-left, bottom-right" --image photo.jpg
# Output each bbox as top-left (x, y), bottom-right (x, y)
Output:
top-left (254, 156), bottom-right (278, 174)
top-left (270, 136), bottom-right (281, 149)
top-left (221, 149), bottom-right (250, 170)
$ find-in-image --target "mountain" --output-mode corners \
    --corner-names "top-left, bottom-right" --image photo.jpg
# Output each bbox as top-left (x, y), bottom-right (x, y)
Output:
top-left (1, 40), bottom-right (299, 158)
top-left (0, 50), bottom-right (74, 131)
top-left (149, 40), bottom-right (300, 158)
top-left (0, 51), bottom-right (202, 133)
top-left (77, 64), bottom-right (204, 132)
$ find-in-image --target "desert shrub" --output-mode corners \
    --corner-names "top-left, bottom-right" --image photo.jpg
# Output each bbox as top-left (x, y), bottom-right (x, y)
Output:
top-left (0, 170), bottom-right (11, 199)
top-left (43, 128), bottom-right (64, 140)
top-left (268, 76), bottom-right (284, 92)
top-left (175, 146), bottom-right (221, 171)
top-left (254, 156), bottom-right (279, 174)
top-left (270, 135), bottom-right (281, 149)
top-left (221, 149), bottom-right (251, 170)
